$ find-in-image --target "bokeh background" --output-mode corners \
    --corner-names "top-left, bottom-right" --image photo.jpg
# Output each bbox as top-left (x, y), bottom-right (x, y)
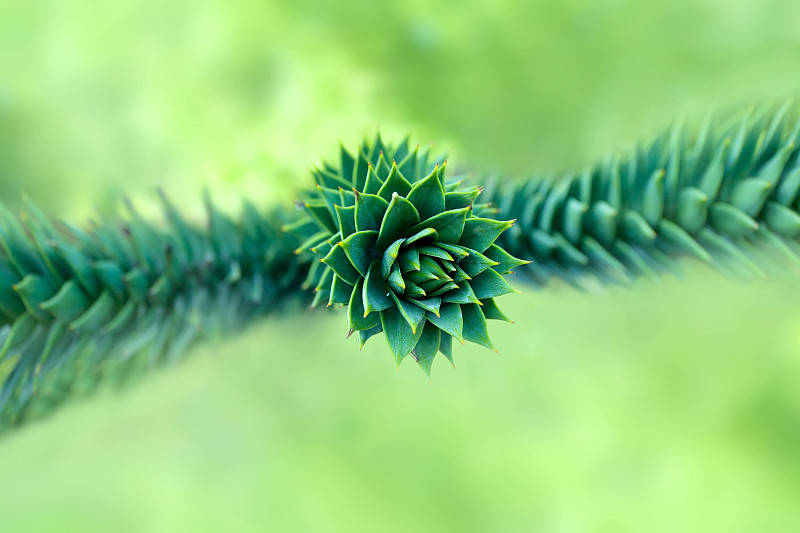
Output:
top-left (2, 0), bottom-right (800, 531)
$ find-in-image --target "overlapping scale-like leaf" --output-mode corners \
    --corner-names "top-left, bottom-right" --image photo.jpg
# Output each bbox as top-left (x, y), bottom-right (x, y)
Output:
top-left (292, 136), bottom-right (524, 374)
top-left (0, 195), bottom-right (308, 431)
top-left (484, 102), bottom-right (800, 289)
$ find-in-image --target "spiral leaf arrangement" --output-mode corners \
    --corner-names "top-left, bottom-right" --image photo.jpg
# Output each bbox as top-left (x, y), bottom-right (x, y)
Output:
top-left (4, 103), bottom-right (800, 432)
top-left (287, 136), bottom-right (526, 374)
top-left (485, 103), bottom-right (800, 288)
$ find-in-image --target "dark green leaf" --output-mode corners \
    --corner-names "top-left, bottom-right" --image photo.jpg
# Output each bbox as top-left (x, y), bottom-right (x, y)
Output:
top-left (404, 227), bottom-right (438, 246)
top-left (459, 248), bottom-right (499, 277)
top-left (445, 189), bottom-right (481, 210)
top-left (348, 278), bottom-right (380, 332)
top-left (426, 303), bottom-right (463, 342)
top-left (377, 162), bottom-right (413, 201)
top-left (709, 203), bottom-right (759, 237)
top-left (377, 194), bottom-right (420, 249)
top-left (419, 256), bottom-right (448, 279)
top-left (587, 201), bottom-right (618, 245)
top-left (441, 282), bottom-right (481, 305)
top-left (315, 185), bottom-right (341, 219)
top-left (363, 165), bottom-right (384, 195)
top-left (412, 322), bottom-right (440, 376)
top-left (642, 169), bottom-right (665, 225)
top-left (40, 280), bottom-right (91, 323)
top-left (470, 268), bottom-right (518, 299)
top-left (657, 220), bottom-right (712, 263)
top-left (436, 243), bottom-right (469, 259)
top-left (731, 178), bottom-right (772, 218)
top-left (103, 299), bottom-right (138, 334)
top-left (339, 230), bottom-right (378, 277)
top-left (428, 281), bottom-right (459, 297)
top-left (398, 248), bottom-right (421, 272)
top-left (406, 270), bottom-right (438, 285)
top-left (480, 298), bottom-right (512, 322)
top-left (380, 306), bottom-right (425, 365)
top-left (122, 268), bottom-right (150, 303)
top-left (387, 263), bottom-right (405, 293)
top-left (484, 244), bottom-right (529, 274)
top-left (409, 297), bottom-right (441, 316)
top-left (408, 208), bottom-right (469, 244)
top-left (354, 192), bottom-right (389, 232)
top-left (439, 333), bottom-right (454, 364)
top-left (0, 314), bottom-right (37, 359)
top-left (339, 143), bottom-right (356, 184)
top-left (764, 201), bottom-right (800, 236)
top-left (363, 260), bottom-right (393, 315)
top-left (407, 167), bottom-right (446, 220)
top-left (357, 325), bottom-right (383, 350)
top-left (404, 282), bottom-right (427, 299)
top-left (69, 290), bottom-right (117, 331)
top-left (328, 275), bottom-right (355, 306)
top-left (13, 274), bottom-right (56, 322)
top-left (321, 243), bottom-right (361, 285)
top-left (676, 187), bottom-right (709, 233)
top-left (381, 239), bottom-right (404, 279)
top-left (458, 217), bottom-right (514, 252)
top-left (389, 292), bottom-right (426, 334)
top-left (418, 245), bottom-right (453, 261)
top-left (304, 201), bottom-right (337, 233)
top-left (621, 210), bottom-right (656, 245)
top-left (339, 188), bottom-right (356, 207)
top-left (453, 265), bottom-right (471, 282)
top-left (335, 205), bottom-right (356, 239)
top-left (462, 304), bottom-right (495, 350)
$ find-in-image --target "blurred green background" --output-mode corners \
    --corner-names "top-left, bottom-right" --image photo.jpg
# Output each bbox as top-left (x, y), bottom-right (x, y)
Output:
top-left (2, 0), bottom-right (800, 531)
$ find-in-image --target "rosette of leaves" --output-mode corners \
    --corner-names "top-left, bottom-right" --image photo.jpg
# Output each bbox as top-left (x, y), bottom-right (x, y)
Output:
top-left (289, 136), bottom-right (527, 374)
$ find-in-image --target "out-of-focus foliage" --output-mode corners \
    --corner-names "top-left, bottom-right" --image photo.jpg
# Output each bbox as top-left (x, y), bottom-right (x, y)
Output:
top-left (0, 196), bottom-right (308, 430)
top-left (488, 103), bottom-right (800, 288)
top-left (2, 0), bottom-right (800, 214)
top-left (2, 0), bottom-right (800, 531)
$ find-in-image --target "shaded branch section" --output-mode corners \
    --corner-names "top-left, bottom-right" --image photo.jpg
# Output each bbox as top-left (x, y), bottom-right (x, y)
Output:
top-left (0, 193), bottom-right (309, 431)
